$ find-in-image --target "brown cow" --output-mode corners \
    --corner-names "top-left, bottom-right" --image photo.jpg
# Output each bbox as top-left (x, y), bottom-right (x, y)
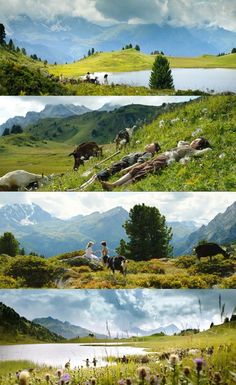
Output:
top-left (69, 142), bottom-right (103, 171)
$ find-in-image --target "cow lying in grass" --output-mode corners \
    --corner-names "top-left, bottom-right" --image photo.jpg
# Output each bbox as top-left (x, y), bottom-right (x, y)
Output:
top-left (0, 170), bottom-right (50, 191)
top-left (103, 255), bottom-right (127, 275)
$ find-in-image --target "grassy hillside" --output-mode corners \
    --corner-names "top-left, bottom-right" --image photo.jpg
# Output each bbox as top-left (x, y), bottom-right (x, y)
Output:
top-left (1, 252), bottom-right (235, 289)
top-left (0, 134), bottom-right (72, 175)
top-left (36, 95), bottom-right (236, 192)
top-left (49, 49), bottom-right (236, 77)
top-left (0, 302), bottom-right (64, 344)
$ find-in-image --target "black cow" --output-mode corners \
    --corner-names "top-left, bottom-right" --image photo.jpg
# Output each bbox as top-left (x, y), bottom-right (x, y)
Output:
top-left (103, 255), bottom-right (127, 275)
top-left (69, 142), bottom-right (103, 171)
top-left (194, 243), bottom-right (230, 261)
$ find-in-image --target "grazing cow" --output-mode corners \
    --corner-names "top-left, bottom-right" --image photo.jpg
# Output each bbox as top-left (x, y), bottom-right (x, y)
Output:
top-left (115, 126), bottom-right (137, 150)
top-left (69, 142), bottom-right (103, 171)
top-left (103, 255), bottom-right (127, 275)
top-left (0, 170), bottom-right (49, 191)
top-left (194, 243), bottom-right (230, 261)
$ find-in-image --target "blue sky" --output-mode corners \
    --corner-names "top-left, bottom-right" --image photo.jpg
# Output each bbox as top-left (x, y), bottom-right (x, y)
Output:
top-left (0, 192), bottom-right (235, 225)
top-left (1, 1), bottom-right (235, 32)
top-left (0, 289), bottom-right (235, 335)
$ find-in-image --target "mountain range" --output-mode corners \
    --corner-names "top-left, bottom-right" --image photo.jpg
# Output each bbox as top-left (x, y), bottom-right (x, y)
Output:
top-left (0, 302), bottom-right (64, 343)
top-left (0, 103), bottom-right (121, 136)
top-left (5, 15), bottom-right (236, 62)
top-left (1, 103), bottom-right (169, 144)
top-left (0, 201), bottom-right (235, 257)
top-left (33, 317), bottom-right (107, 339)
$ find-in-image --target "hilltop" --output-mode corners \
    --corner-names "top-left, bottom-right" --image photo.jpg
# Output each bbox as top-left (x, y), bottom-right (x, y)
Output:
top-left (0, 302), bottom-right (64, 344)
top-left (50, 49), bottom-right (236, 79)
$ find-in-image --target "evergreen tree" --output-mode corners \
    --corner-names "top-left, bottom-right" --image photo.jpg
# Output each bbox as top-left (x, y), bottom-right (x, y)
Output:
top-left (91, 47), bottom-right (95, 55)
top-left (2, 128), bottom-right (10, 136)
top-left (88, 49), bottom-right (91, 56)
top-left (21, 47), bottom-right (27, 55)
top-left (0, 232), bottom-right (20, 257)
top-left (149, 55), bottom-right (174, 89)
top-left (120, 204), bottom-right (172, 261)
top-left (0, 23), bottom-right (6, 45)
top-left (135, 44), bottom-right (140, 51)
top-left (8, 39), bottom-right (15, 51)
top-left (231, 48), bottom-right (236, 53)
top-left (11, 124), bottom-right (23, 134)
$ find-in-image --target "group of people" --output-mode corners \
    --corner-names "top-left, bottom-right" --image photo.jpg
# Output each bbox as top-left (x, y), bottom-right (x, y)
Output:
top-left (84, 72), bottom-right (109, 85)
top-left (83, 240), bottom-right (109, 262)
top-left (81, 137), bottom-right (212, 190)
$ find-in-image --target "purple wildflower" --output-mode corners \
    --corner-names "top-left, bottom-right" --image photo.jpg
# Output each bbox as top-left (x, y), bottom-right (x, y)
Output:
top-left (194, 358), bottom-right (205, 372)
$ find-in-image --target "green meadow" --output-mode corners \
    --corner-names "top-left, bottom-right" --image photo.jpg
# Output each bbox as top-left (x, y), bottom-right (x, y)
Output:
top-left (0, 323), bottom-right (235, 385)
top-left (49, 49), bottom-right (236, 78)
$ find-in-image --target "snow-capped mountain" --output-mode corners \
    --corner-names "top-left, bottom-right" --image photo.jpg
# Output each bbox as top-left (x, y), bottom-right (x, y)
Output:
top-left (0, 203), bottom-right (55, 227)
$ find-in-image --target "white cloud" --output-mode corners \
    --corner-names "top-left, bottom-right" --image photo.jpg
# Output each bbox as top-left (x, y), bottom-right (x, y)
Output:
top-left (0, 289), bottom-right (235, 334)
top-left (0, 191), bottom-right (235, 225)
top-left (1, 0), bottom-right (235, 31)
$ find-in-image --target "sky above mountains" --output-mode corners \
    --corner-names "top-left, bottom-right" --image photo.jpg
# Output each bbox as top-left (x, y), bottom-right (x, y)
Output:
top-left (1, 289), bottom-right (235, 334)
top-left (0, 192), bottom-right (235, 225)
top-left (1, 0), bottom-right (235, 32)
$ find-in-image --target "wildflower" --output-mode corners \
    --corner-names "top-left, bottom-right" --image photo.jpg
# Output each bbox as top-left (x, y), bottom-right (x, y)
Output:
top-left (118, 379), bottom-right (126, 385)
top-left (150, 375), bottom-right (159, 385)
top-left (213, 372), bottom-right (222, 384)
top-left (45, 374), bottom-right (50, 382)
top-left (194, 358), bottom-right (204, 373)
top-left (19, 371), bottom-right (30, 385)
top-left (91, 378), bottom-right (96, 385)
top-left (169, 354), bottom-right (179, 366)
top-left (60, 373), bottom-right (71, 383)
top-left (126, 377), bottom-right (132, 385)
top-left (137, 366), bottom-right (150, 380)
top-left (57, 370), bottom-right (63, 378)
top-left (183, 367), bottom-right (191, 377)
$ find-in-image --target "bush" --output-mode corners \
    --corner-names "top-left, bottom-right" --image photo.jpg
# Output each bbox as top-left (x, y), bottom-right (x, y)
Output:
top-left (0, 275), bottom-right (22, 288)
top-left (174, 256), bottom-right (196, 268)
top-left (191, 256), bottom-right (234, 277)
top-left (66, 257), bottom-right (103, 271)
top-left (72, 266), bottom-right (92, 273)
top-left (4, 255), bottom-right (58, 287)
top-left (220, 275), bottom-right (236, 288)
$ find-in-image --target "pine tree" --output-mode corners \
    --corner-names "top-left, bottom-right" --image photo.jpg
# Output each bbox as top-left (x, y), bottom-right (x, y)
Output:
top-left (8, 39), bottom-right (15, 51)
top-left (0, 24), bottom-right (6, 45)
top-left (119, 204), bottom-right (172, 260)
top-left (0, 232), bottom-right (20, 257)
top-left (149, 55), bottom-right (174, 89)
top-left (135, 44), bottom-right (140, 51)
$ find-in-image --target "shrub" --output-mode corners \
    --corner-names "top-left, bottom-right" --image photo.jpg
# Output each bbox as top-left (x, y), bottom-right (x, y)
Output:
top-left (72, 266), bottom-right (92, 273)
top-left (191, 256), bottom-right (234, 276)
top-left (220, 275), bottom-right (236, 288)
top-left (174, 256), bottom-right (196, 268)
top-left (4, 255), bottom-right (58, 287)
top-left (0, 275), bottom-right (21, 288)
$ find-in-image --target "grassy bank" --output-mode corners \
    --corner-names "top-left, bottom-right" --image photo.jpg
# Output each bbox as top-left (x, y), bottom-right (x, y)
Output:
top-left (49, 49), bottom-right (236, 78)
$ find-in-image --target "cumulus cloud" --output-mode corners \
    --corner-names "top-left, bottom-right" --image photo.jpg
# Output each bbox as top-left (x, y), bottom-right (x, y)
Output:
top-left (0, 192), bottom-right (235, 224)
top-left (0, 0), bottom-right (235, 31)
top-left (1, 289), bottom-right (235, 334)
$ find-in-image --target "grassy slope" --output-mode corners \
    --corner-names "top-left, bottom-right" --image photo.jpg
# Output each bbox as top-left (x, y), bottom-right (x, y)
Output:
top-left (38, 95), bottom-right (236, 192)
top-left (0, 134), bottom-right (72, 175)
top-left (49, 49), bottom-right (236, 77)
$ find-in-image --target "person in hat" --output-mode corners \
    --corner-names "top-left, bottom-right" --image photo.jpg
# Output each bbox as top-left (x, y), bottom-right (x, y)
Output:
top-left (84, 241), bottom-right (99, 260)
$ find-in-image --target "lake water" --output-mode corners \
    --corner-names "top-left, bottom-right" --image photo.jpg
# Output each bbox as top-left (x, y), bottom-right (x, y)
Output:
top-left (95, 69), bottom-right (236, 93)
top-left (0, 343), bottom-right (146, 367)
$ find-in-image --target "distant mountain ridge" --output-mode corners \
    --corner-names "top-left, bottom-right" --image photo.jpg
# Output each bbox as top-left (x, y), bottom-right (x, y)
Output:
top-left (0, 104), bottom-right (92, 135)
top-left (0, 302), bottom-right (64, 343)
top-left (0, 202), bottom-right (235, 257)
top-left (131, 323), bottom-right (180, 336)
top-left (32, 316), bottom-right (108, 339)
top-left (178, 201), bottom-right (236, 255)
top-left (5, 15), bottom-right (236, 62)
